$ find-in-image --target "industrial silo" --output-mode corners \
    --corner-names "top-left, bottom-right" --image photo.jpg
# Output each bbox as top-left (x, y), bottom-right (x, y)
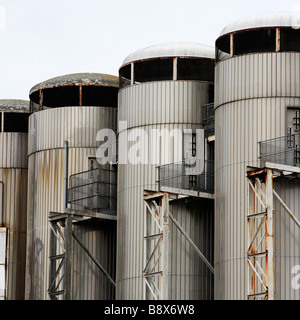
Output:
top-left (0, 99), bottom-right (30, 300)
top-left (117, 42), bottom-right (215, 299)
top-left (215, 12), bottom-right (300, 299)
top-left (25, 73), bottom-right (118, 300)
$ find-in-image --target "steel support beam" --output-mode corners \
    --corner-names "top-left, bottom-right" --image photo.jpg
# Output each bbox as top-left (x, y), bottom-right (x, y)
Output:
top-left (143, 190), bottom-right (214, 300)
top-left (48, 210), bottom-right (116, 300)
top-left (143, 191), bottom-right (169, 300)
top-left (247, 169), bottom-right (274, 300)
top-left (246, 164), bottom-right (300, 300)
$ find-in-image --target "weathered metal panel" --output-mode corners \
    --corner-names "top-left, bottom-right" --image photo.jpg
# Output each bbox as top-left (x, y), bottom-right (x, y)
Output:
top-left (119, 81), bottom-right (209, 130)
top-left (0, 227), bottom-right (6, 300)
top-left (216, 53), bottom-right (300, 107)
top-left (117, 80), bottom-right (214, 299)
top-left (215, 51), bottom-right (300, 299)
top-left (273, 178), bottom-right (300, 300)
top-left (72, 220), bottom-right (116, 300)
top-left (219, 12), bottom-right (300, 37)
top-left (0, 132), bottom-right (28, 300)
top-left (29, 73), bottom-right (119, 96)
top-left (25, 106), bottom-right (117, 300)
top-left (0, 133), bottom-right (28, 169)
top-left (122, 42), bottom-right (215, 65)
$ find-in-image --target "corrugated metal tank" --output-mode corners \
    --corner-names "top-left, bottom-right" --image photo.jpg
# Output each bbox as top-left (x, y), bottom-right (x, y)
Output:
top-left (215, 13), bottom-right (300, 299)
top-left (0, 100), bottom-right (30, 300)
top-left (25, 73), bottom-right (118, 300)
top-left (117, 42), bottom-right (215, 299)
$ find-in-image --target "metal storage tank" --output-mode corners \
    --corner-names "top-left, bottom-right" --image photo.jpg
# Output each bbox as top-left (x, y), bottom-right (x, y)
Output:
top-left (0, 99), bottom-right (30, 300)
top-left (117, 42), bottom-right (215, 299)
top-left (215, 12), bottom-right (300, 299)
top-left (25, 73), bottom-right (118, 300)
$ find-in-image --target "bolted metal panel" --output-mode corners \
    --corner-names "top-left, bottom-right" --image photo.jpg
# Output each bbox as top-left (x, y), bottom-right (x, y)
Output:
top-left (117, 80), bottom-right (214, 299)
top-left (25, 106), bottom-right (117, 300)
top-left (215, 50), bottom-right (300, 299)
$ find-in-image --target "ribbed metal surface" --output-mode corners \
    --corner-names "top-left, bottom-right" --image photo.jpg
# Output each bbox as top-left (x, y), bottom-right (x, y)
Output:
top-left (25, 106), bottom-right (117, 300)
top-left (72, 220), bottom-right (116, 300)
top-left (119, 81), bottom-right (209, 129)
top-left (28, 107), bottom-right (117, 154)
top-left (168, 199), bottom-right (214, 300)
top-left (0, 133), bottom-right (28, 168)
top-left (0, 133), bottom-right (28, 300)
top-left (273, 178), bottom-right (300, 300)
top-left (117, 80), bottom-right (214, 299)
top-left (215, 52), bottom-right (300, 299)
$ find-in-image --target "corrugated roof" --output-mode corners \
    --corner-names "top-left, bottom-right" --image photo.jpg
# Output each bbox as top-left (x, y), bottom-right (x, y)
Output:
top-left (0, 99), bottom-right (30, 112)
top-left (122, 42), bottom-right (215, 66)
top-left (29, 73), bottom-right (119, 95)
top-left (219, 11), bottom-right (300, 36)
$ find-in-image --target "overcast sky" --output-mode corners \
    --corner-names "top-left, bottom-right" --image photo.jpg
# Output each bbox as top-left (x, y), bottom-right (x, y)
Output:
top-left (0, 0), bottom-right (299, 100)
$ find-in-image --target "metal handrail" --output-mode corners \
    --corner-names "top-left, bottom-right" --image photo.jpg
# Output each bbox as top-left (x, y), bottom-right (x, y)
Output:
top-left (258, 133), bottom-right (300, 167)
top-left (157, 158), bottom-right (214, 194)
top-left (67, 168), bottom-right (117, 213)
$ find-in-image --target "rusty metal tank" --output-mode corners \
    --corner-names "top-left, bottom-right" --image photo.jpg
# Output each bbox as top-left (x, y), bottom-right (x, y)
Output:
top-left (25, 73), bottom-right (118, 299)
top-left (117, 42), bottom-right (215, 299)
top-left (215, 12), bottom-right (300, 299)
top-left (0, 99), bottom-right (30, 300)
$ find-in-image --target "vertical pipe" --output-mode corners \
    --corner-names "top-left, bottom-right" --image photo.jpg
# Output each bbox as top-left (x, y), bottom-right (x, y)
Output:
top-left (230, 33), bottom-right (234, 57)
top-left (265, 169), bottom-right (274, 300)
top-left (79, 86), bottom-right (82, 107)
top-left (276, 28), bottom-right (280, 53)
top-left (39, 90), bottom-right (43, 111)
top-left (0, 181), bottom-right (4, 226)
top-left (64, 141), bottom-right (69, 210)
top-left (173, 57), bottom-right (178, 81)
top-left (161, 193), bottom-right (169, 300)
top-left (1, 112), bottom-right (4, 133)
top-left (64, 214), bottom-right (73, 300)
top-left (131, 63), bottom-right (134, 85)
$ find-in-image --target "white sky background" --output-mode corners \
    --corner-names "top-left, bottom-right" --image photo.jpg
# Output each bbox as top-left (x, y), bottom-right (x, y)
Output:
top-left (0, 0), bottom-right (299, 100)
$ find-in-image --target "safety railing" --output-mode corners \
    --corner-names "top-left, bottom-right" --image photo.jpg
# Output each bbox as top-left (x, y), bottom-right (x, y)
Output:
top-left (202, 103), bottom-right (215, 137)
top-left (67, 168), bottom-right (117, 214)
top-left (157, 158), bottom-right (214, 194)
top-left (258, 133), bottom-right (300, 167)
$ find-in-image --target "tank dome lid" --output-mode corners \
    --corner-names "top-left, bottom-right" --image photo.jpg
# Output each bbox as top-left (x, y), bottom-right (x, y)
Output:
top-left (29, 73), bottom-right (119, 96)
top-left (0, 99), bottom-right (30, 112)
top-left (122, 42), bottom-right (215, 66)
top-left (219, 11), bottom-right (300, 37)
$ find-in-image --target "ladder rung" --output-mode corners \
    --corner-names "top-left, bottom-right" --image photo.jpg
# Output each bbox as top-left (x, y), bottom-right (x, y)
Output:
top-left (247, 211), bottom-right (266, 219)
top-left (247, 251), bottom-right (267, 258)
top-left (144, 233), bottom-right (162, 240)
top-left (49, 254), bottom-right (65, 260)
top-left (247, 291), bottom-right (268, 299)
top-left (48, 290), bottom-right (65, 296)
top-left (144, 271), bottom-right (162, 277)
